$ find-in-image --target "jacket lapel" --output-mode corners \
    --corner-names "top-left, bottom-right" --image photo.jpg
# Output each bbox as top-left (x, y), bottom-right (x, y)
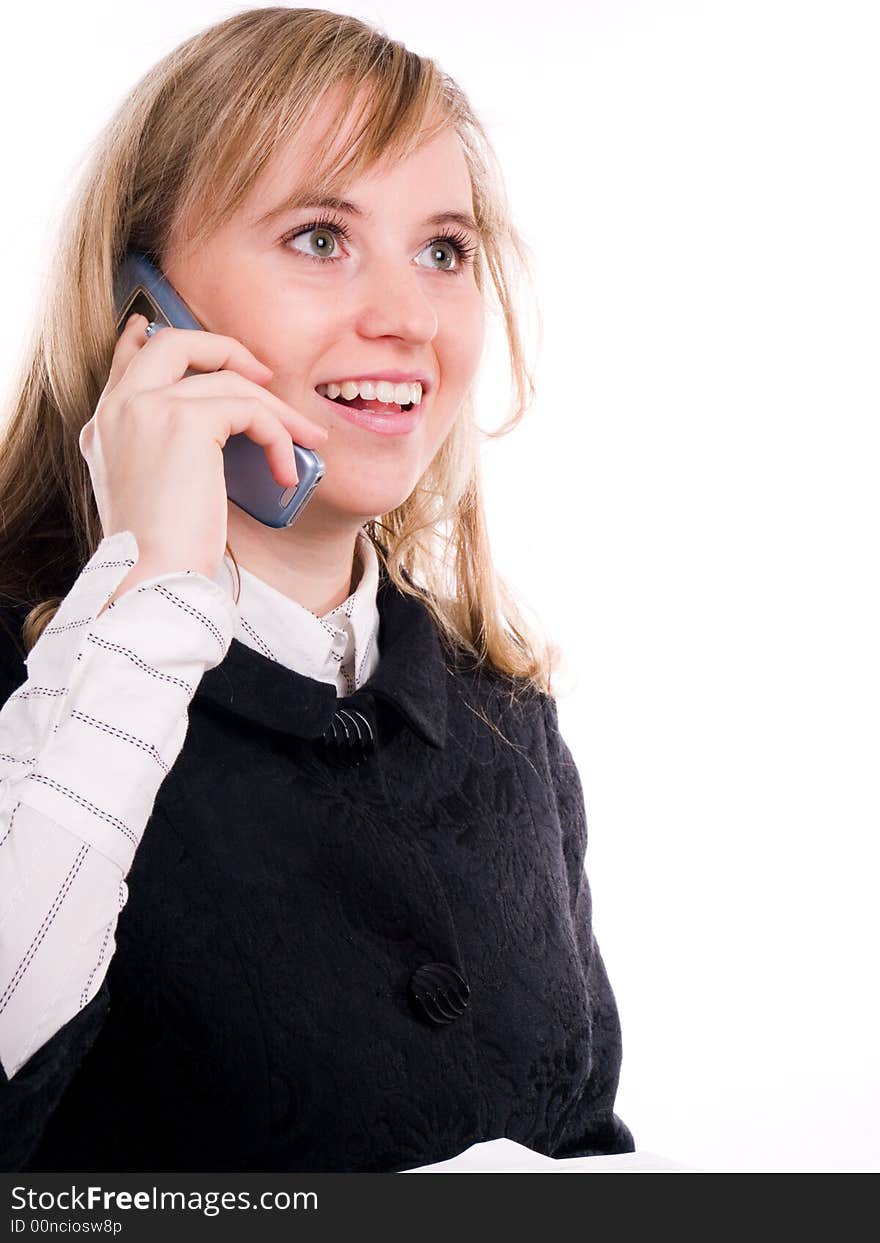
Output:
top-left (193, 568), bottom-right (449, 749)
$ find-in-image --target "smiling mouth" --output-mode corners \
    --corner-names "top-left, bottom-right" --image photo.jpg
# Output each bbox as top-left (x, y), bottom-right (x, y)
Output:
top-left (317, 391), bottom-right (416, 414)
top-left (337, 395), bottom-right (415, 412)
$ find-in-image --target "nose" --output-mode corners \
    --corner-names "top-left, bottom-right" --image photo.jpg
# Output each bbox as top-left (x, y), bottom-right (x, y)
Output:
top-left (353, 260), bottom-right (438, 344)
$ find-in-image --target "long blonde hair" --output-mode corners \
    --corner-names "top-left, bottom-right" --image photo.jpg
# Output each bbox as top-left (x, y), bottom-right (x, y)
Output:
top-left (0, 5), bottom-right (560, 702)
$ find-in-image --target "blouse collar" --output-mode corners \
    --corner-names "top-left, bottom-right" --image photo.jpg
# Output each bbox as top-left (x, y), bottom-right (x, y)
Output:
top-left (210, 528), bottom-right (380, 694)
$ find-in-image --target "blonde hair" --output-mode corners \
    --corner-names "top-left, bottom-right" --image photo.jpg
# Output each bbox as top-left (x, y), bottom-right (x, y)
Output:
top-left (0, 5), bottom-right (561, 705)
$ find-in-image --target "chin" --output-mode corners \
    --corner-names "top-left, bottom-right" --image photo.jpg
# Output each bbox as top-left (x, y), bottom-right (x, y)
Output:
top-left (317, 471), bottom-right (421, 521)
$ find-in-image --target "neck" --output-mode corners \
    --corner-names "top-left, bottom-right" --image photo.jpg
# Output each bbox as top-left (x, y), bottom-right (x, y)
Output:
top-left (225, 502), bottom-right (365, 615)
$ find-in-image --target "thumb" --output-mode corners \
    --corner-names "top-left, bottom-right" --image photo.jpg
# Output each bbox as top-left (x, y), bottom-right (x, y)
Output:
top-left (103, 312), bottom-right (151, 397)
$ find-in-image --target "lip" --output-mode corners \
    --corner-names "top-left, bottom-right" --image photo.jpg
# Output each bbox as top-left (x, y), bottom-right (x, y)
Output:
top-left (317, 391), bottom-right (425, 436)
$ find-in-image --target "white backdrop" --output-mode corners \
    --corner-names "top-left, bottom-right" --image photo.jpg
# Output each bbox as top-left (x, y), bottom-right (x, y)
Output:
top-left (1, 1), bottom-right (877, 1173)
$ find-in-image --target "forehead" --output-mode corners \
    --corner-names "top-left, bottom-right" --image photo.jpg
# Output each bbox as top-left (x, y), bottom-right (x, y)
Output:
top-left (247, 87), bottom-right (472, 219)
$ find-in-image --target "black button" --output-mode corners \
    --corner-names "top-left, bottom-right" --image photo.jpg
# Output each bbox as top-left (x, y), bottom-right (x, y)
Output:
top-left (314, 704), bottom-right (376, 768)
top-left (407, 962), bottom-right (470, 1026)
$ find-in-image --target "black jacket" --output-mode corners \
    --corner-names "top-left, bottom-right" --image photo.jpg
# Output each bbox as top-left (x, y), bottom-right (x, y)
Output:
top-left (0, 566), bottom-right (634, 1172)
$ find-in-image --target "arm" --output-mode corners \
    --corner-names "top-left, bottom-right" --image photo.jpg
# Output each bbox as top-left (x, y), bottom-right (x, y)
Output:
top-left (540, 693), bottom-right (636, 1158)
top-left (0, 531), bottom-right (235, 1169)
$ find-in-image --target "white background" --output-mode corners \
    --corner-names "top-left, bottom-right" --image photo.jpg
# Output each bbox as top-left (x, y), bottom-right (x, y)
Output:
top-left (2, 1), bottom-right (878, 1172)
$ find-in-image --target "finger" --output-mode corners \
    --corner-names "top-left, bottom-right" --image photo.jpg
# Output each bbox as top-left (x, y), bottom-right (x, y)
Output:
top-left (186, 395), bottom-right (300, 488)
top-left (170, 370), bottom-right (330, 447)
top-left (114, 325), bottom-right (275, 402)
top-left (103, 312), bottom-right (150, 396)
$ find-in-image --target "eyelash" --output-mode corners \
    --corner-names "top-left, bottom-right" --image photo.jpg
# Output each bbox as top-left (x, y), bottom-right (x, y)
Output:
top-left (280, 212), bottom-right (479, 274)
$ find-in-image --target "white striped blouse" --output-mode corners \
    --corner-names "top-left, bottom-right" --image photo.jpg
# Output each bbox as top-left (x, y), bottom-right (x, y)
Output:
top-left (0, 527), bottom-right (380, 1080)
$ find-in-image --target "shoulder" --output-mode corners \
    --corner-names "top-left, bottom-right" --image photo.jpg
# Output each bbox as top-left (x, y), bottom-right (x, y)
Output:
top-left (449, 646), bottom-right (554, 722)
top-left (381, 566), bottom-right (558, 748)
top-left (445, 651), bottom-right (556, 756)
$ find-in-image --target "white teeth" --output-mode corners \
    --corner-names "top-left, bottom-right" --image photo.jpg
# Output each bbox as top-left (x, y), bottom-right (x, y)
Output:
top-left (316, 378), bottom-right (423, 406)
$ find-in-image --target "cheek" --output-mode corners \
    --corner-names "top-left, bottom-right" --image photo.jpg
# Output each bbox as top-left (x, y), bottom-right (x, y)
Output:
top-left (445, 294), bottom-right (485, 381)
top-left (230, 274), bottom-right (335, 365)
top-left (256, 307), bottom-right (329, 383)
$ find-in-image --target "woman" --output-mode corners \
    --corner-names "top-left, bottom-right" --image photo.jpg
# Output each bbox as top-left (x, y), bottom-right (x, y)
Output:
top-left (0, 7), bottom-right (634, 1172)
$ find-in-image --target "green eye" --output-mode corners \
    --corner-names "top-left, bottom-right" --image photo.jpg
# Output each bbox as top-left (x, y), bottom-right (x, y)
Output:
top-left (286, 226), bottom-right (340, 260)
top-left (282, 216), bottom-right (351, 264)
top-left (420, 241), bottom-right (456, 270)
top-left (418, 232), bottom-right (478, 273)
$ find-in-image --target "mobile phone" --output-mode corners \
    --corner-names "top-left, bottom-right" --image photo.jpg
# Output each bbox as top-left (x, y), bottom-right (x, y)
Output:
top-left (112, 250), bottom-right (324, 529)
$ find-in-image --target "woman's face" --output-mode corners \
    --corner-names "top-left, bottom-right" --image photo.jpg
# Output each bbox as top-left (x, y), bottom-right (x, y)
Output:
top-left (163, 98), bottom-right (486, 530)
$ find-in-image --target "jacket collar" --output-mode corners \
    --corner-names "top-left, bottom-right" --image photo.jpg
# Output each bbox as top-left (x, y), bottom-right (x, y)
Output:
top-left (194, 566), bottom-right (449, 749)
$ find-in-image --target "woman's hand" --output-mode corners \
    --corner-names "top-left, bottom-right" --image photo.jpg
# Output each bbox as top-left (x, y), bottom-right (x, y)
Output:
top-left (80, 313), bottom-right (329, 589)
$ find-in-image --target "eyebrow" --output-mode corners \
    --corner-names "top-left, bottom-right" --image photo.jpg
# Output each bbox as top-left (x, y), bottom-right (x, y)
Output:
top-left (255, 193), bottom-right (479, 237)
